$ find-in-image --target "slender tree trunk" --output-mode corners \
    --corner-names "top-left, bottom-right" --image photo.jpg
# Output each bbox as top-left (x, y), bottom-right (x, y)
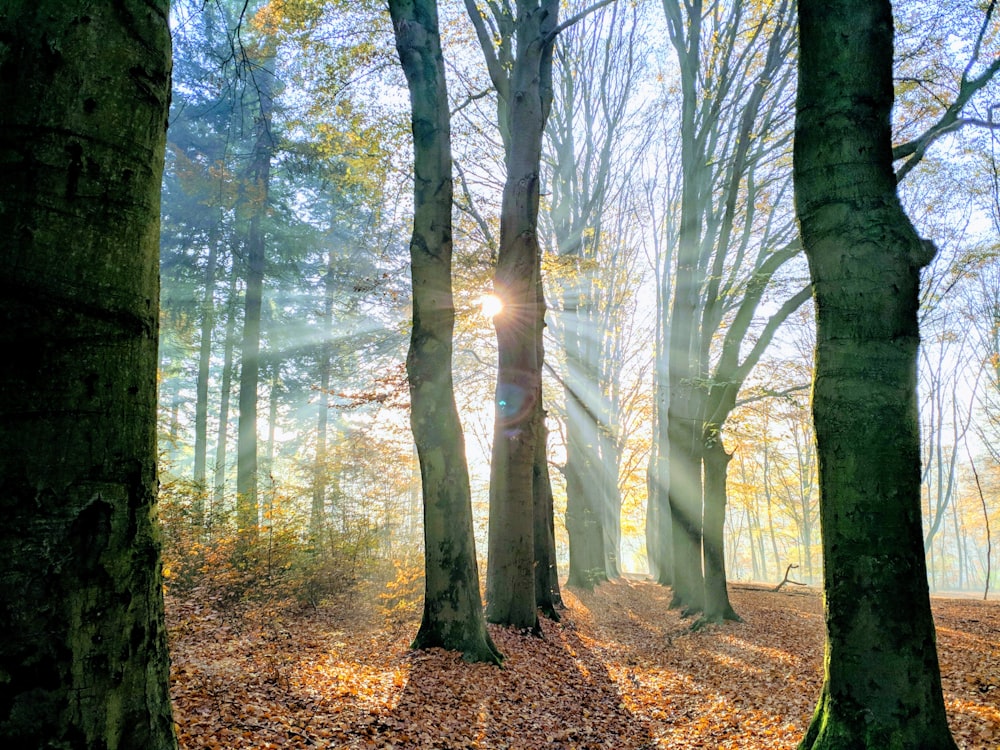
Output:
top-left (533, 273), bottom-right (562, 616)
top-left (563, 311), bottom-right (606, 588)
top-left (648, 299), bottom-right (673, 584)
top-left (795, 1), bottom-right (957, 746)
top-left (389, 0), bottom-right (501, 664)
top-left (0, 3), bottom-right (176, 747)
top-left (194, 220), bottom-right (221, 525)
top-left (598, 406), bottom-right (622, 579)
top-left (311, 252), bottom-right (336, 539)
top-left (213, 270), bottom-right (239, 517)
top-left (236, 59), bottom-right (275, 537)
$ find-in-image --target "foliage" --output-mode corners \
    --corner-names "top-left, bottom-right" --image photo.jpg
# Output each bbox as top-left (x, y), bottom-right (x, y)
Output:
top-left (159, 470), bottom-right (379, 610)
top-left (375, 559), bottom-right (425, 627)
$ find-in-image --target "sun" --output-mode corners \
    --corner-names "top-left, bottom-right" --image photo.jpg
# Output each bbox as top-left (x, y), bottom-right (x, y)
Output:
top-left (479, 293), bottom-right (503, 319)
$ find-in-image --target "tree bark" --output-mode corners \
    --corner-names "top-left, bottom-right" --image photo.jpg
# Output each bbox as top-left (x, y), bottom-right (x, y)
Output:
top-left (795, 1), bottom-right (957, 746)
top-left (0, 3), bottom-right (176, 747)
top-left (701, 436), bottom-right (739, 622)
top-left (389, 0), bottom-right (501, 664)
top-left (533, 412), bottom-right (563, 618)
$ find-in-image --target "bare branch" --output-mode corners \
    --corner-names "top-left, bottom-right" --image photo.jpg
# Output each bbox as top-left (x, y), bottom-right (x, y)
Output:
top-left (893, 0), bottom-right (1000, 180)
top-left (545, 0), bottom-right (619, 43)
top-left (462, 0), bottom-right (510, 97)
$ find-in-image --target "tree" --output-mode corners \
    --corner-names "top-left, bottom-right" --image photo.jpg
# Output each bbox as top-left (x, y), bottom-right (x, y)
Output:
top-left (236, 45), bottom-right (277, 537)
top-left (660, 0), bottom-right (805, 620)
top-left (544, 0), bottom-right (646, 586)
top-left (389, 0), bottom-right (502, 664)
top-left (463, 0), bottom-right (559, 631)
top-left (0, 2), bottom-right (177, 748)
top-left (795, 0), bottom-right (957, 746)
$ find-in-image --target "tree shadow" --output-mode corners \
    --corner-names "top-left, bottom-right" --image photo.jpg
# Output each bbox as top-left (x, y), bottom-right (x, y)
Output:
top-left (381, 618), bottom-right (656, 749)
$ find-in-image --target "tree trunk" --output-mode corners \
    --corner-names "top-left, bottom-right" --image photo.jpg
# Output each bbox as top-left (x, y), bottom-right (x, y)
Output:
top-left (194, 220), bottom-right (221, 524)
top-left (662, 0), bottom-right (710, 616)
top-left (795, 1), bottom-right (957, 746)
top-left (598, 408), bottom-right (622, 579)
top-left (648, 291), bottom-right (673, 584)
top-left (533, 272), bottom-right (562, 617)
top-left (563, 307), bottom-right (607, 589)
top-left (701, 436), bottom-right (739, 622)
top-left (481, 0), bottom-right (559, 633)
top-left (311, 250), bottom-right (336, 539)
top-left (389, 0), bottom-right (501, 664)
top-left (213, 270), bottom-right (240, 517)
top-left (0, 3), bottom-right (176, 747)
top-left (533, 411), bottom-right (562, 618)
top-left (236, 59), bottom-right (274, 538)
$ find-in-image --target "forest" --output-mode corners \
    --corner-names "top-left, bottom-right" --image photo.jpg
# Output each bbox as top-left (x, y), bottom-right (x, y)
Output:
top-left (0, 0), bottom-right (999, 748)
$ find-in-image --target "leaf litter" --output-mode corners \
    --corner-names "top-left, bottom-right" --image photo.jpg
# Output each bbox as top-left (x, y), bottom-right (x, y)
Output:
top-left (167, 580), bottom-right (1000, 749)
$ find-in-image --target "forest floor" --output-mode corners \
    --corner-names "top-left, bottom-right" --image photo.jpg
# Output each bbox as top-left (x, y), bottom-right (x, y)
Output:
top-left (167, 579), bottom-right (1000, 749)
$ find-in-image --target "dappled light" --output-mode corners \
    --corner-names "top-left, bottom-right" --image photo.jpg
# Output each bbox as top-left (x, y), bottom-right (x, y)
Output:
top-left (166, 580), bottom-right (1000, 748)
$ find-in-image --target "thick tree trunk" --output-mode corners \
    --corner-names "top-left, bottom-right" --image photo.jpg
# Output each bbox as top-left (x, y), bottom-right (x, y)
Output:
top-left (389, 0), bottom-right (501, 664)
top-left (795, 1), bottom-right (956, 747)
top-left (666, 269), bottom-right (704, 611)
top-left (486, 228), bottom-right (542, 628)
top-left (533, 412), bottom-right (562, 618)
top-left (0, 3), bottom-right (176, 747)
top-left (482, 0), bottom-right (559, 632)
top-left (701, 436), bottom-right (739, 622)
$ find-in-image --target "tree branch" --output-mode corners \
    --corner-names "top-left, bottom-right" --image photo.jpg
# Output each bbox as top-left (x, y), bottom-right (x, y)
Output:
top-left (893, 0), bottom-right (1000, 180)
top-left (545, 0), bottom-right (619, 43)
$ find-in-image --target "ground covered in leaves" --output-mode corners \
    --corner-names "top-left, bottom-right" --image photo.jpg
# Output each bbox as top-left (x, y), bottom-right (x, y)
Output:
top-left (167, 580), bottom-right (1000, 749)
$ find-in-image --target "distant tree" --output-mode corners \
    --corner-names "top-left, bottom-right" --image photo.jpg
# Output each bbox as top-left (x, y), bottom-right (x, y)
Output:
top-left (161, 0), bottom-right (244, 522)
top-left (0, 2), bottom-right (177, 748)
top-left (236, 45), bottom-right (277, 537)
top-left (659, 0), bottom-right (805, 621)
top-left (795, 0), bottom-right (957, 746)
top-left (389, 0), bottom-right (502, 664)
top-left (544, 0), bottom-right (646, 586)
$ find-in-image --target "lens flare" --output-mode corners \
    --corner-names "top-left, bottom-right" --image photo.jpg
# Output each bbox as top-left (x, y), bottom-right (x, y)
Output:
top-left (479, 293), bottom-right (503, 318)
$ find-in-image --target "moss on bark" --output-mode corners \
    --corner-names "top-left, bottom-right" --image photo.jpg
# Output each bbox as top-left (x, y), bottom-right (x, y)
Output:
top-left (794, 1), bottom-right (957, 747)
top-left (0, 3), bottom-right (176, 747)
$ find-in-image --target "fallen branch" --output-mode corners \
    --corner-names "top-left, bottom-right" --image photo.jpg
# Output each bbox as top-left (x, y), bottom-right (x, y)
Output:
top-left (772, 564), bottom-right (807, 592)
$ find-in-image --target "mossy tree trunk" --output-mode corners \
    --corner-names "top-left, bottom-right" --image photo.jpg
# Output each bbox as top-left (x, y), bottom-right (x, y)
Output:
top-left (389, 0), bottom-right (501, 665)
top-left (0, 2), bottom-right (176, 747)
top-left (795, 1), bottom-right (957, 747)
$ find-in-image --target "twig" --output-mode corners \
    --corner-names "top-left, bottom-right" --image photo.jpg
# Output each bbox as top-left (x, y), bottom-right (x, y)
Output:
top-left (772, 563), bottom-right (807, 592)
